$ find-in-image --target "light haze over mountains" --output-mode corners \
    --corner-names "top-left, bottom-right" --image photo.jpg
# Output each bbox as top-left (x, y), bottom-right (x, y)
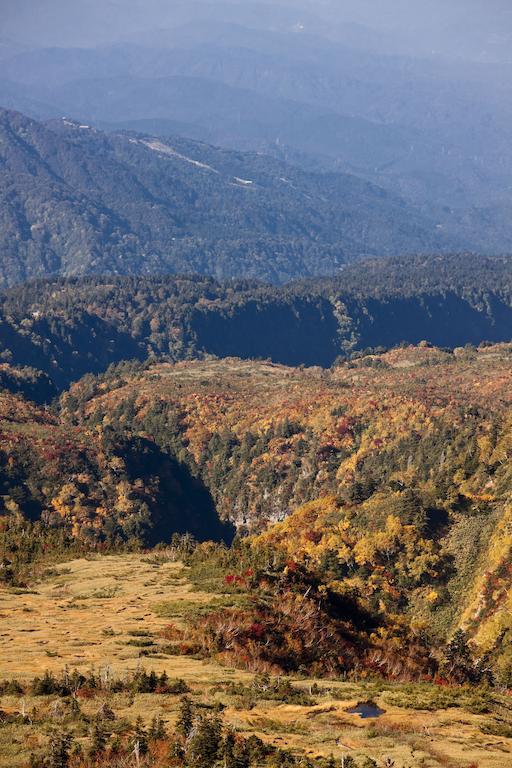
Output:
top-left (1, 0), bottom-right (512, 268)
top-left (3, 1), bottom-right (512, 63)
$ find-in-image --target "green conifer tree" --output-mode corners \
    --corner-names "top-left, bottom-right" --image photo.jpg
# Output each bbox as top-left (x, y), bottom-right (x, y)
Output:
top-left (88, 721), bottom-right (107, 759)
top-left (149, 714), bottom-right (166, 740)
top-left (176, 696), bottom-right (194, 739)
top-left (47, 732), bottom-right (72, 768)
top-left (186, 715), bottom-right (222, 768)
top-left (133, 716), bottom-right (148, 756)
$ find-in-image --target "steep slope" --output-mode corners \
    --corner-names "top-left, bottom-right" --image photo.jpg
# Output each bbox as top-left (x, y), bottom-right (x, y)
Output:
top-left (0, 388), bottom-right (231, 546)
top-left (2, 347), bottom-right (512, 678)
top-left (1, 255), bottom-right (512, 395)
top-left (2, 19), bottom-right (512, 252)
top-left (60, 348), bottom-right (512, 678)
top-left (0, 107), bottom-right (456, 287)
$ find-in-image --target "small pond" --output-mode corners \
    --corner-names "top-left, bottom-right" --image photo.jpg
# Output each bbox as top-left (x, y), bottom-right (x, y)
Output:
top-left (346, 700), bottom-right (385, 719)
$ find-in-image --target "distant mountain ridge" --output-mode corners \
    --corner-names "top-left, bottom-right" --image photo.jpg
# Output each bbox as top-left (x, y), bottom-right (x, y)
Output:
top-left (1, 254), bottom-right (512, 398)
top-left (2, 20), bottom-right (512, 256)
top-left (0, 107), bottom-right (455, 287)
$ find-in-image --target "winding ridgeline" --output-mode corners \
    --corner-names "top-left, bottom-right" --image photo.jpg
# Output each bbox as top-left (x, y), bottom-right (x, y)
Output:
top-left (0, 254), bottom-right (512, 397)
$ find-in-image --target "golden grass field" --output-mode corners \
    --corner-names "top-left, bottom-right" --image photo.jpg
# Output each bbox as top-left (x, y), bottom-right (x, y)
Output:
top-left (1, 554), bottom-right (512, 767)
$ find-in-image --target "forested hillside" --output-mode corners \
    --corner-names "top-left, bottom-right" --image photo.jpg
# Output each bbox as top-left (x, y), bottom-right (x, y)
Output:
top-left (1, 254), bottom-right (512, 395)
top-left (3, 1), bottom-right (512, 257)
top-left (58, 346), bottom-right (512, 680)
top-left (3, 5), bottom-right (512, 765)
top-left (0, 107), bottom-right (456, 287)
top-left (0, 388), bottom-right (232, 552)
top-left (3, 346), bottom-right (512, 683)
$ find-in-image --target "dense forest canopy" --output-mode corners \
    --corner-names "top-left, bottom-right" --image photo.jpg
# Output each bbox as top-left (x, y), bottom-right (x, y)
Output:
top-left (0, 254), bottom-right (511, 396)
top-left (3, 345), bottom-right (512, 687)
top-left (0, 107), bottom-right (459, 288)
top-left (3, 1), bottom-right (512, 261)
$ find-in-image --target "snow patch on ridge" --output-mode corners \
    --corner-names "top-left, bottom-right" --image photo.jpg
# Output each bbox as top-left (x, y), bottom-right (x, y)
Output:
top-left (140, 139), bottom-right (219, 173)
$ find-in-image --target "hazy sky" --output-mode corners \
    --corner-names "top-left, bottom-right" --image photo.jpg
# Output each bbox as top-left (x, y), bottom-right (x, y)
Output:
top-left (1, 0), bottom-right (512, 63)
top-left (2, 0), bottom-right (512, 245)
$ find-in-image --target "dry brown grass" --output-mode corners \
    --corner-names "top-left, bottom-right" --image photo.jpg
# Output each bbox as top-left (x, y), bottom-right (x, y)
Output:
top-left (1, 554), bottom-right (512, 767)
top-left (0, 554), bottom-right (243, 682)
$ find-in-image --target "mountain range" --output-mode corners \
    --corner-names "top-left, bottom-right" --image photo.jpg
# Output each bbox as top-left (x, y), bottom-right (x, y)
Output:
top-left (0, 254), bottom-right (511, 397)
top-left (2, 2), bottom-right (512, 254)
top-left (3, 5), bottom-right (512, 764)
top-left (0, 107), bottom-right (456, 287)
top-left (4, 343), bottom-right (512, 686)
